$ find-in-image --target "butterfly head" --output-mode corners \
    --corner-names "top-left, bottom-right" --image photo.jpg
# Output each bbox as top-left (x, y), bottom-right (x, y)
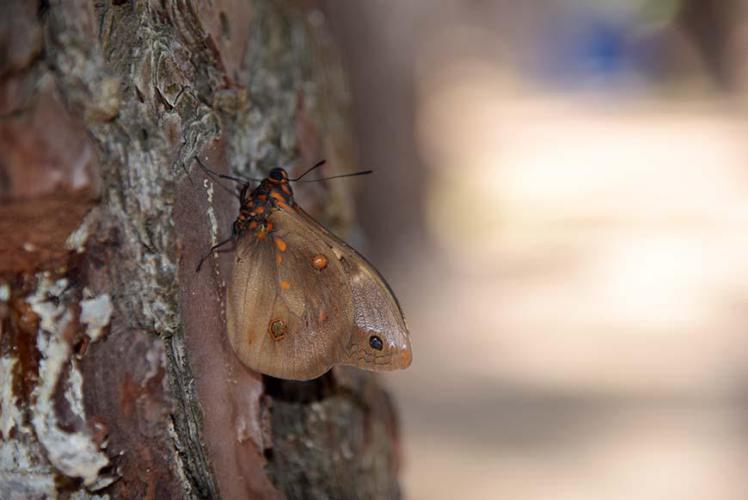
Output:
top-left (268, 167), bottom-right (289, 183)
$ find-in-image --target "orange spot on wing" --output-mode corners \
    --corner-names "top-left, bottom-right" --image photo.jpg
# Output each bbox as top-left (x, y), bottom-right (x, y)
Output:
top-left (280, 279), bottom-right (290, 290)
top-left (257, 194), bottom-right (268, 201)
top-left (255, 206), bottom-right (265, 214)
top-left (400, 349), bottom-right (412, 367)
top-left (249, 221), bottom-right (258, 230)
top-left (311, 254), bottom-right (328, 270)
top-left (277, 201), bottom-right (293, 211)
top-left (274, 237), bottom-right (287, 252)
top-left (270, 191), bottom-right (285, 202)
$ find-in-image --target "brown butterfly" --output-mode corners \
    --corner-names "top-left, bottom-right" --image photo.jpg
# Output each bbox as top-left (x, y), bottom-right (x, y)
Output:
top-left (196, 159), bottom-right (412, 381)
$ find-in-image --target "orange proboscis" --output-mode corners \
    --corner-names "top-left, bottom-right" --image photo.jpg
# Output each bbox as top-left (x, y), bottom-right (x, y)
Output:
top-left (274, 237), bottom-right (287, 252)
top-left (281, 184), bottom-right (291, 195)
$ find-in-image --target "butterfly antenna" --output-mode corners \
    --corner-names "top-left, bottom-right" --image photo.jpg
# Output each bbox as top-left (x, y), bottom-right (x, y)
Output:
top-left (294, 170), bottom-right (374, 183)
top-left (193, 156), bottom-right (248, 184)
top-left (290, 159), bottom-right (373, 183)
top-left (290, 160), bottom-right (327, 181)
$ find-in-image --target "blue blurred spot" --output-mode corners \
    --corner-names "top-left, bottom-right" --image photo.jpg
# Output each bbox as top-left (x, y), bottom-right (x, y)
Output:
top-left (532, 10), bottom-right (636, 87)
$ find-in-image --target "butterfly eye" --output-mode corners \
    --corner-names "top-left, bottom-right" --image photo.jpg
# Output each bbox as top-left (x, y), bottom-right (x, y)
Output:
top-left (269, 168), bottom-right (286, 181)
top-left (369, 335), bottom-right (383, 351)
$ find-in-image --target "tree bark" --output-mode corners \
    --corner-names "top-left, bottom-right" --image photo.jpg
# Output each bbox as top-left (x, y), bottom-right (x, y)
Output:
top-left (0, 1), bottom-right (402, 498)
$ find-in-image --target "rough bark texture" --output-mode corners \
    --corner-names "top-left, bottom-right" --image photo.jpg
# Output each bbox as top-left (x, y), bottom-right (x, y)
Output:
top-left (0, 1), bottom-right (402, 498)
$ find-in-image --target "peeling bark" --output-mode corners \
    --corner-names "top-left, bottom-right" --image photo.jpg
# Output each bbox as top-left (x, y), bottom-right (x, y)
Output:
top-left (1, 1), bottom-right (402, 498)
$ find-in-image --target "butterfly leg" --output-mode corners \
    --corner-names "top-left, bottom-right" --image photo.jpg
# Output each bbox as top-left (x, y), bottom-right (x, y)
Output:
top-left (196, 236), bottom-right (236, 272)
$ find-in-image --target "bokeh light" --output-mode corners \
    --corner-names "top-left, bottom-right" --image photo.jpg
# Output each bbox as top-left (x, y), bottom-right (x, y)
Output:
top-left (328, 1), bottom-right (748, 498)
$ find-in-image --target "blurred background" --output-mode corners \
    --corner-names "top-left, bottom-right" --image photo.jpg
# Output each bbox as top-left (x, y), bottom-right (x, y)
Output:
top-left (325, 1), bottom-right (748, 499)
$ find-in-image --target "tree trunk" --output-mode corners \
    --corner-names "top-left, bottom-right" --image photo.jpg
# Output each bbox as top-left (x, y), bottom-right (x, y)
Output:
top-left (0, 1), bottom-right (403, 498)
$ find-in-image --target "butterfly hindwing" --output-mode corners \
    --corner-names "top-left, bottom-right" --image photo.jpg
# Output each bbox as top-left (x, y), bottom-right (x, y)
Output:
top-left (290, 207), bottom-right (412, 371)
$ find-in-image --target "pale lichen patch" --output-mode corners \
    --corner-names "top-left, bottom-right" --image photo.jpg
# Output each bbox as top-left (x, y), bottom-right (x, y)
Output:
top-left (29, 275), bottom-right (68, 332)
top-left (65, 210), bottom-right (100, 253)
top-left (0, 440), bottom-right (57, 498)
top-left (64, 363), bottom-right (86, 426)
top-left (70, 491), bottom-right (112, 500)
top-left (0, 357), bottom-right (23, 440)
top-left (203, 177), bottom-right (220, 250)
top-left (26, 274), bottom-right (113, 488)
top-left (80, 294), bottom-right (113, 341)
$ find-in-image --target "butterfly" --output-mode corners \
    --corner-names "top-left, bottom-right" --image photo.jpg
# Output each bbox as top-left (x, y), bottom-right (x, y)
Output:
top-left (196, 158), bottom-right (412, 381)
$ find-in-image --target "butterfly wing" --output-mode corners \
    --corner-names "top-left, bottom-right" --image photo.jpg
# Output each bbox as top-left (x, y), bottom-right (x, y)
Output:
top-left (227, 222), bottom-right (354, 380)
top-left (289, 207), bottom-right (412, 371)
top-left (226, 204), bottom-right (412, 381)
